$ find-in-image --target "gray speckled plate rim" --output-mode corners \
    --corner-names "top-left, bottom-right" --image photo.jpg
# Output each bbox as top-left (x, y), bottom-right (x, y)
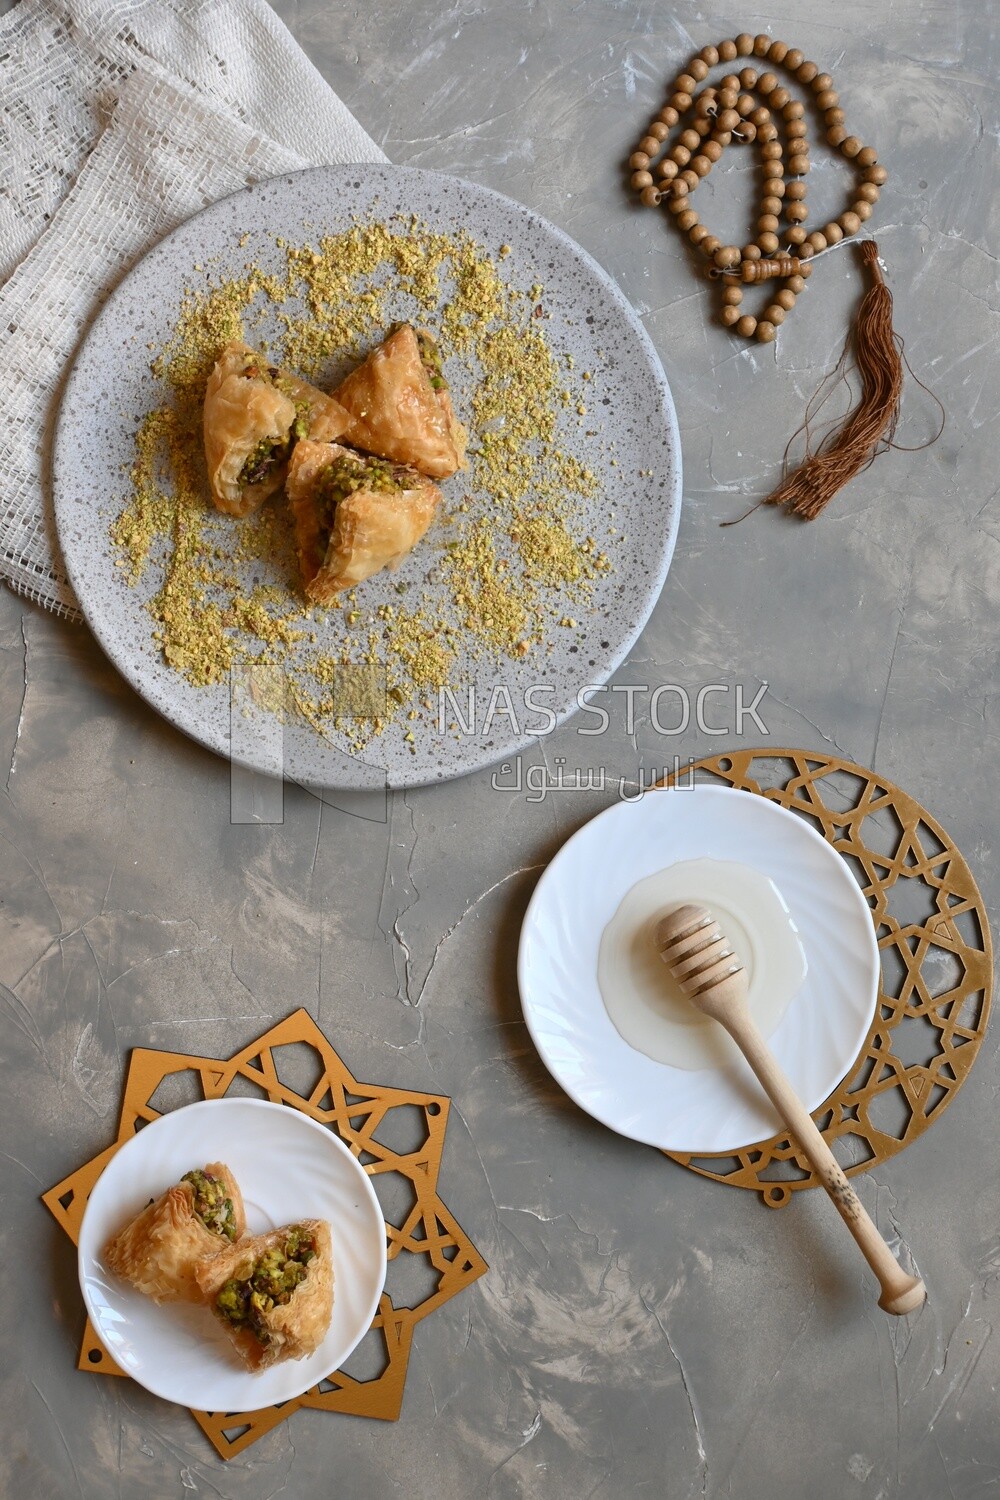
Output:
top-left (53, 164), bottom-right (682, 791)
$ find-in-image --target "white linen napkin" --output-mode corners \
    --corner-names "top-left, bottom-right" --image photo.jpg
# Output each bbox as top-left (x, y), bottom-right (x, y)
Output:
top-left (0, 0), bottom-right (387, 617)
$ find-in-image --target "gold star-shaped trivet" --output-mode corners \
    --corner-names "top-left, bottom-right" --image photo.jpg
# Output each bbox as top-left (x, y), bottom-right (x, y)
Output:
top-left (42, 1009), bottom-right (488, 1459)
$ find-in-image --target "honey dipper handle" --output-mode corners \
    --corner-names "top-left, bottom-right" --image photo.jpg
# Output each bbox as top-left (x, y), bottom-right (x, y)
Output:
top-left (725, 1008), bottom-right (926, 1316)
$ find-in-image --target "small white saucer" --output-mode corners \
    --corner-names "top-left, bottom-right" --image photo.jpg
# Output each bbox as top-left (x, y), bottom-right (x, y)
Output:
top-left (518, 785), bottom-right (879, 1154)
top-left (79, 1099), bottom-right (387, 1410)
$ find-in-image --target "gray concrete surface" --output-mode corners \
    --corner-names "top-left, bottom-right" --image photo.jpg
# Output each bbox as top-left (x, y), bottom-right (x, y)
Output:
top-left (1, 1), bottom-right (998, 1496)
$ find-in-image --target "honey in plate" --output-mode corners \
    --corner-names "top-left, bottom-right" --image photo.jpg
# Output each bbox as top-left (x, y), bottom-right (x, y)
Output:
top-left (597, 857), bottom-right (807, 1072)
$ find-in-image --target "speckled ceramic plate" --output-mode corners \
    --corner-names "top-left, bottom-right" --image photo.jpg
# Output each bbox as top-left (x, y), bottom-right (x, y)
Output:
top-left (53, 165), bottom-right (680, 789)
top-left (78, 1099), bottom-right (387, 1411)
top-left (518, 785), bottom-right (881, 1154)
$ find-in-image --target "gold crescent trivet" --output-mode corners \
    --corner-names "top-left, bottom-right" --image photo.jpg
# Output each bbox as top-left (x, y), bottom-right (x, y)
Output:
top-left (661, 750), bottom-right (991, 1206)
top-left (42, 1009), bottom-right (487, 1459)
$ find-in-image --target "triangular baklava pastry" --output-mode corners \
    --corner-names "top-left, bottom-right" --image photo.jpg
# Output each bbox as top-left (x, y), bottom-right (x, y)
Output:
top-left (333, 324), bottom-right (467, 479)
top-left (196, 1219), bottom-right (334, 1372)
top-left (287, 440), bottom-right (442, 602)
top-left (104, 1162), bottom-right (246, 1304)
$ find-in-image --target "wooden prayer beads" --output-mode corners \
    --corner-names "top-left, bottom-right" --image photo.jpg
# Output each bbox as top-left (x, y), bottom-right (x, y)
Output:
top-left (628, 36), bottom-right (886, 341)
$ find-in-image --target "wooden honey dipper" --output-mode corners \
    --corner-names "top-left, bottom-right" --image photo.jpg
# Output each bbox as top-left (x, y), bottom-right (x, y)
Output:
top-left (655, 903), bottom-right (926, 1316)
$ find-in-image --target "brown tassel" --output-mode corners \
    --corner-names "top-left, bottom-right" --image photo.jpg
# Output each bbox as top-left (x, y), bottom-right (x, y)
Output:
top-left (763, 241), bottom-right (903, 520)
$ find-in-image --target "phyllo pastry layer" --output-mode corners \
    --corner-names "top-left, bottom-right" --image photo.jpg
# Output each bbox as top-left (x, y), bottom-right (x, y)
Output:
top-left (203, 341), bottom-right (349, 517)
top-left (333, 324), bottom-right (467, 479)
top-left (197, 1219), bottom-right (334, 1372)
top-left (104, 1162), bottom-right (246, 1304)
top-left (287, 440), bottom-right (443, 602)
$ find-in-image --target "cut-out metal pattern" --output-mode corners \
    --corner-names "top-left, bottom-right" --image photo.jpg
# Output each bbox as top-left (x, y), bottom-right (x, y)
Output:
top-left (42, 1009), bottom-right (487, 1458)
top-left (662, 750), bottom-right (992, 1207)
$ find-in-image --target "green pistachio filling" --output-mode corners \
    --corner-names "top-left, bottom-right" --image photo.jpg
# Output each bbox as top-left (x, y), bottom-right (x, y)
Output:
top-left (238, 435), bottom-right (289, 486)
top-left (236, 367), bottom-right (311, 483)
top-left (181, 1169), bottom-right (237, 1241)
top-left (214, 1226), bottom-right (317, 1345)
top-left (291, 402), bottom-right (311, 442)
top-left (316, 455), bottom-right (410, 535)
top-left (415, 330), bottom-right (447, 390)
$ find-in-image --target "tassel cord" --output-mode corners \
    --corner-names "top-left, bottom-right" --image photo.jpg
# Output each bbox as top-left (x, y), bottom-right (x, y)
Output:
top-left (762, 241), bottom-right (902, 519)
top-left (721, 241), bottom-right (944, 528)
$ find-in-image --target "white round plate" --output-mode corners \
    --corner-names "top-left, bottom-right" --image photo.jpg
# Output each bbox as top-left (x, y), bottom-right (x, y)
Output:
top-left (518, 784), bottom-right (880, 1154)
top-left (53, 164), bottom-right (681, 790)
top-left (78, 1099), bottom-right (387, 1410)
